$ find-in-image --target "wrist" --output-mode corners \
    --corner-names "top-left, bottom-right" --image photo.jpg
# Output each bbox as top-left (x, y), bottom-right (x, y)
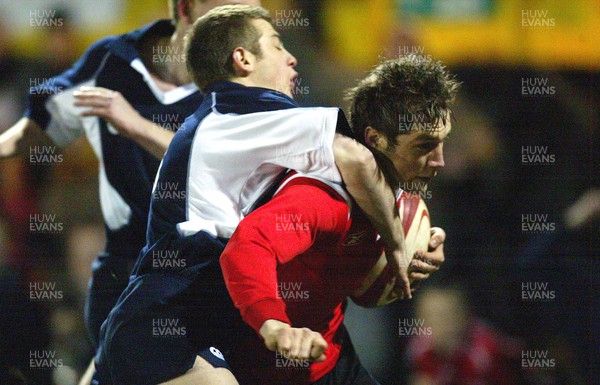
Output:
top-left (123, 114), bottom-right (146, 140)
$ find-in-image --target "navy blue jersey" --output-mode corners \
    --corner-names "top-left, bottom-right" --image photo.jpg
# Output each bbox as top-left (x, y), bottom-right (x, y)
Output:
top-left (94, 83), bottom-right (350, 385)
top-left (25, 21), bottom-right (203, 258)
top-left (132, 82), bottom-right (349, 276)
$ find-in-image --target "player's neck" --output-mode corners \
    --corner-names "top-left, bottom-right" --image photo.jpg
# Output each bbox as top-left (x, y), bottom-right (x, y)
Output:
top-left (165, 26), bottom-right (194, 85)
top-left (139, 26), bottom-right (192, 88)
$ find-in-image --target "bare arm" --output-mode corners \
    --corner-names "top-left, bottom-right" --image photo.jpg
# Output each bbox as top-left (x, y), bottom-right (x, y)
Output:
top-left (0, 117), bottom-right (43, 158)
top-left (74, 86), bottom-right (174, 158)
top-left (259, 319), bottom-right (327, 363)
top-left (333, 133), bottom-right (412, 299)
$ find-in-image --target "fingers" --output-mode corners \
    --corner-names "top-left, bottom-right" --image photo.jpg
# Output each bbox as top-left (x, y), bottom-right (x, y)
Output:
top-left (74, 96), bottom-right (112, 109)
top-left (273, 327), bottom-right (328, 362)
top-left (399, 267), bottom-right (412, 300)
top-left (385, 249), bottom-right (412, 300)
top-left (410, 254), bottom-right (440, 273)
top-left (74, 87), bottom-right (118, 110)
top-left (408, 271), bottom-right (430, 281)
top-left (275, 330), bottom-right (292, 353)
top-left (415, 247), bottom-right (444, 268)
top-left (429, 227), bottom-right (446, 250)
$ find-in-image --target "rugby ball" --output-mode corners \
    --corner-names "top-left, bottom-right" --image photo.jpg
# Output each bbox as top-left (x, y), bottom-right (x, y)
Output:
top-left (351, 193), bottom-right (431, 307)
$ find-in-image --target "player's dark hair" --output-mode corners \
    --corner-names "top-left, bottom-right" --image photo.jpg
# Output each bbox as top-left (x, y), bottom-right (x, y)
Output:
top-left (185, 5), bottom-right (270, 91)
top-left (346, 55), bottom-right (459, 149)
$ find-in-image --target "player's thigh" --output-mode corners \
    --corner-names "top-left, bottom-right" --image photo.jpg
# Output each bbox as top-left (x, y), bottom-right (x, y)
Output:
top-left (159, 356), bottom-right (239, 385)
top-left (84, 253), bottom-right (133, 347)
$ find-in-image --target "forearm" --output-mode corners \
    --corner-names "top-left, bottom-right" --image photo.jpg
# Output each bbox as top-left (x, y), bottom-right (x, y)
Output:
top-left (0, 117), bottom-right (42, 158)
top-left (333, 134), bottom-right (406, 254)
top-left (126, 117), bottom-right (174, 159)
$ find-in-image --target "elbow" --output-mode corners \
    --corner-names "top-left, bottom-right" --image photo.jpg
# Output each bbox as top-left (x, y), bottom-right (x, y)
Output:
top-left (333, 134), bottom-right (376, 176)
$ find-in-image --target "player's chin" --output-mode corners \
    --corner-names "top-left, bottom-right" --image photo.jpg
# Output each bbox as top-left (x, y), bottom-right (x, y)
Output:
top-left (412, 177), bottom-right (430, 190)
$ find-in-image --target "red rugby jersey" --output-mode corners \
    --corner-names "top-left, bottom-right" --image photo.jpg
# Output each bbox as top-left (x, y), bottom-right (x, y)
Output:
top-left (221, 175), bottom-right (387, 384)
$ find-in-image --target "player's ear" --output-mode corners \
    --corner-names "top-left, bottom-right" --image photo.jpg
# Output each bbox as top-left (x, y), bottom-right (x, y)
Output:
top-left (177, 0), bottom-right (192, 24)
top-left (231, 47), bottom-right (254, 77)
top-left (364, 126), bottom-right (388, 152)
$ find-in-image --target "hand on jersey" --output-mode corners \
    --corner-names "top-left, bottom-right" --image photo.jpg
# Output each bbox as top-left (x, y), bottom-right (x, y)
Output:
top-left (74, 86), bottom-right (144, 139)
top-left (259, 319), bottom-right (327, 363)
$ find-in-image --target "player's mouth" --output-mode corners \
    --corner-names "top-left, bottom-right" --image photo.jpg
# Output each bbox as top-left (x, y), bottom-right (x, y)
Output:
top-left (415, 176), bottom-right (432, 183)
top-left (290, 73), bottom-right (299, 91)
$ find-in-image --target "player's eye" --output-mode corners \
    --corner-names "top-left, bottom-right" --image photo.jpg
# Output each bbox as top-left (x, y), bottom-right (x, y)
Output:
top-left (417, 142), bottom-right (437, 152)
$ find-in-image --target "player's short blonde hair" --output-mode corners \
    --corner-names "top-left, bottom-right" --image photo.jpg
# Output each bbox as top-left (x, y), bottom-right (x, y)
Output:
top-left (185, 5), bottom-right (271, 91)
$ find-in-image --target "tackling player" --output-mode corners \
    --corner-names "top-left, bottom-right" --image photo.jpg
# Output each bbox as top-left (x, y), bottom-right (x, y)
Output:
top-left (92, 5), bottom-right (421, 385)
top-left (0, 1), bottom-right (260, 383)
top-left (1, 1), bottom-right (410, 361)
top-left (220, 56), bottom-right (458, 384)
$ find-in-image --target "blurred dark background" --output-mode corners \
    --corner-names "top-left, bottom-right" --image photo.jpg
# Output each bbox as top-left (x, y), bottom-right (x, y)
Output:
top-left (0, 0), bottom-right (597, 384)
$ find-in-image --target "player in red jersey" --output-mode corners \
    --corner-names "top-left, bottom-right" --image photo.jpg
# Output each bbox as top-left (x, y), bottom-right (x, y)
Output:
top-left (221, 55), bottom-right (459, 384)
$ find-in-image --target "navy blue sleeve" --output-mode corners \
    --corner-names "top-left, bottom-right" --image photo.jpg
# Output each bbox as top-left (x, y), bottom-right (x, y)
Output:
top-left (24, 36), bottom-right (116, 129)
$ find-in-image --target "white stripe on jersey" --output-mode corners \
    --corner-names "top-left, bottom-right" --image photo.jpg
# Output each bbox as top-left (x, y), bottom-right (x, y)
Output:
top-left (176, 106), bottom-right (343, 238)
top-left (130, 58), bottom-right (198, 105)
top-left (42, 55), bottom-right (200, 232)
top-left (45, 78), bottom-right (132, 231)
top-left (44, 78), bottom-right (95, 147)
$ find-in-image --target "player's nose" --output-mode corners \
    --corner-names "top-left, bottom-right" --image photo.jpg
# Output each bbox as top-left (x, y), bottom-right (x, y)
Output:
top-left (287, 50), bottom-right (298, 68)
top-left (427, 143), bottom-right (445, 168)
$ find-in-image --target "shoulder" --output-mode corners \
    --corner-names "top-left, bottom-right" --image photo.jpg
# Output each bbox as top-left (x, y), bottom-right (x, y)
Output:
top-left (273, 176), bottom-right (349, 222)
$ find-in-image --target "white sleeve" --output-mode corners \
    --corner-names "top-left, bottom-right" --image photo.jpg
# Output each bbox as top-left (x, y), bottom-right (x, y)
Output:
top-left (43, 79), bottom-right (95, 147)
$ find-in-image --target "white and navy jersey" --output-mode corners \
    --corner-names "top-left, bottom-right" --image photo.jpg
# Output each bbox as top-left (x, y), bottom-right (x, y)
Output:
top-left (139, 81), bottom-right (348, 272)
top-left (24, 21), bottom-right (203, 258)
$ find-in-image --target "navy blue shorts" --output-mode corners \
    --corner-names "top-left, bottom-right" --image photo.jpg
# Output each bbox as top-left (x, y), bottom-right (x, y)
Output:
top-left (313, 326), bottom-right (381, 385)
top-left (229, 325), bottom-right (380, 385)
top-left (93, 231), bottom-right (244, 385)
top-left (84, 253), bottom-right (135, 349)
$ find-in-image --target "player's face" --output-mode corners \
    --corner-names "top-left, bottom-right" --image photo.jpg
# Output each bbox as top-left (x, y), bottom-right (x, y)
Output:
top-left (247, 19), bottom-right (298, 98)
top-left (188, 0), bottom-right (261, 22)
top-left (381, 117), bottom-right (451, 191)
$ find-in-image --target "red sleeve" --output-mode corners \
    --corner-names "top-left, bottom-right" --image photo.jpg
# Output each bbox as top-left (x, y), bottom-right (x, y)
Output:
top-left (221, 179), bottom-right (349, 334)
